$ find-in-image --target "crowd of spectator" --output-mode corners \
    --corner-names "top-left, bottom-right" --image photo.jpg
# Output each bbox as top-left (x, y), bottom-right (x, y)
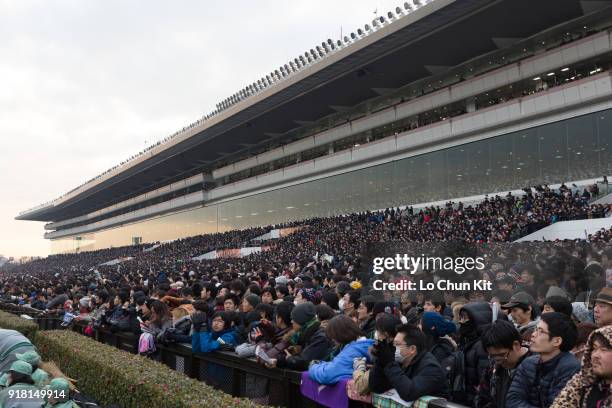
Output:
top-left (1, 183), bottom-right (612, 407)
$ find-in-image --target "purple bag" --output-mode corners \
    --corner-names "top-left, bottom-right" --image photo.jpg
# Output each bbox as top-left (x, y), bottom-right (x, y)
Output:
top-left (300, 371), bottom-right (349, 408)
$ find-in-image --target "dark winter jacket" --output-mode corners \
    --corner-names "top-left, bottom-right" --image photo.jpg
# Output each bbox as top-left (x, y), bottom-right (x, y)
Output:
top-left (430, 336), bottom-right (457, 365)
top-left (360, 317), bottom-right (377, 339)
top-left (459, 302), bottom-right (499, 405)
top-left (368, 350), bottom-right (449, 402)
top-left (276, 321), bottom-right (332, 371)
top-left (506, 351), bottom-right (580, 408)
top-left (475, 347), bottom-right (533, 408)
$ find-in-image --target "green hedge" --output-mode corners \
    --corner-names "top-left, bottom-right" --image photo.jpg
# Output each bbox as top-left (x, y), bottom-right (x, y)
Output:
top-left (35, 330), bottom-right (262, 408)
top-left (0, 310), bottom-right (39, 340)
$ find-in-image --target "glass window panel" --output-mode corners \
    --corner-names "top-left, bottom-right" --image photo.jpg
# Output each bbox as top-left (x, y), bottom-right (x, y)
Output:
top-left (597, 111), bottom-right (612, 177)
top-left (488, 133), bottom-right (514, 193)
top-left (446, 146), bottom-right (469, 199)
top-left (514, 128), bottom-right (540, 187)
top-left (466, 140), bottom-right (490, 195)
top-left (567, 114), bottom-right (598, 181)
top-left (539, 121), bottom-right (568, 184)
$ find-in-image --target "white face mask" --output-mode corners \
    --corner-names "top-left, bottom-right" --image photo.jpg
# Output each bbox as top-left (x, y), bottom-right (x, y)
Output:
top-left (394, 348), bottom-right (406, 364)
top-left (338, 299), bottom-right (345, 311)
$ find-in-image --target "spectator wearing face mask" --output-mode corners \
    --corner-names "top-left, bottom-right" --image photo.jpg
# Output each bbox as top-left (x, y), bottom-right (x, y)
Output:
top-left (368, 324), bottom-right (449, 401)
top-left (352, 314), bottom-right (401, 396)
top-left (458, 302), bottom-right (499, 405)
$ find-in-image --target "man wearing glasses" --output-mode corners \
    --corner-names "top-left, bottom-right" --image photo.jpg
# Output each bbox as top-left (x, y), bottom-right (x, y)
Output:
top-left (476, 320), bottom-right (532, 408)
top-left (506, 312), bottom-right (580, 408)
top-left (551, 325), bottom-right (612, 407)
top-left (368, 324), bottom-right (448, 402)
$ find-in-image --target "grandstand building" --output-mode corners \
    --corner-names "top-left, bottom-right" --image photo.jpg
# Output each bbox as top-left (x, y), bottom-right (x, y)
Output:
top-left (17, 0), bottom-right (612, 254)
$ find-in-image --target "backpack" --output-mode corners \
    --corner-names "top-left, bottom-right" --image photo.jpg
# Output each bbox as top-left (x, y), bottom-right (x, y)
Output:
top-left (440, 349), bottom-right (466, 402)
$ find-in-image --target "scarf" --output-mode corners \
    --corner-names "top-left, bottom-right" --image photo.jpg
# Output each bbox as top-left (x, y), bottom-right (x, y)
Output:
top-left (290, 318), bottom-right (319, 346)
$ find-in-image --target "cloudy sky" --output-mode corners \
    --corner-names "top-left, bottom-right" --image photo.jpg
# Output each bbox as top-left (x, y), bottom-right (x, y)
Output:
top-left (0, 0), bottom-right (402, 259)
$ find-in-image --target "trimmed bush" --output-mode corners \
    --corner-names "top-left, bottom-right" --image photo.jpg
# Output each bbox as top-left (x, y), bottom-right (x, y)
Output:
top-left (0, 310), bottom-right (38, 340)
top-left (35, 330), bottom-right (262, 408)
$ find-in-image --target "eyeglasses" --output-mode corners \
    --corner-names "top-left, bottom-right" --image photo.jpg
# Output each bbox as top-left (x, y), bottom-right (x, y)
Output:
top-left (533, 327), bottom-right (550, 336)
top-left (393, 342), bottom-right (410, 348)
top-left (488, 350), bottom-right (510, 361)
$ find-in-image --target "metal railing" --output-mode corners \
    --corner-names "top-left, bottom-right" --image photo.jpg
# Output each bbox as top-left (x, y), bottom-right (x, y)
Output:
top-left (0, 302), bottom-right (466, 408)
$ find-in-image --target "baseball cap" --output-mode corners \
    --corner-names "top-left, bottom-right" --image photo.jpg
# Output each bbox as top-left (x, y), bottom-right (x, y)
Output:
top-left (501, 291), bottom-right (535, 309)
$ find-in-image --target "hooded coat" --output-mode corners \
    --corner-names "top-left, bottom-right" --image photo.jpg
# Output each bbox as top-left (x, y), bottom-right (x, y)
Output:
top-left (551, 325), bottom-right (612, 408)
top-left (459, 302), bottom-right (501, 405)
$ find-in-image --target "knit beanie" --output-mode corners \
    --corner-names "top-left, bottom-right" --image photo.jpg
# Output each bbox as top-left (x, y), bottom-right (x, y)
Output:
top-left (291, 302), bottom-right (316, 326)
top-left (245, 294), bottom-right (261, 309)
top-left (421, 311), bottom-right (457, 337)
top-left (298, 288), bottom-right (316, 303)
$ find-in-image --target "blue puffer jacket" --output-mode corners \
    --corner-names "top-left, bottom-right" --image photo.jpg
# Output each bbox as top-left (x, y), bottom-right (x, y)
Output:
top-left (192, 328), bottom-right (238, 353)
top-left (506, 351), bottom-right (580, 408)
top-left (308, 338), bottom-right (374, 385)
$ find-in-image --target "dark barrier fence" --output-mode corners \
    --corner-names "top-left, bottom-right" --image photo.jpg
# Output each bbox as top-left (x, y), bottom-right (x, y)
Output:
top-left (0, 302), bottom-right (467, 408)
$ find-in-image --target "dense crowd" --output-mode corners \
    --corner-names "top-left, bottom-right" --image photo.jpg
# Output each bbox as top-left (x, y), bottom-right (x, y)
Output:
top-left (1, 183), bottom-right (611, 407)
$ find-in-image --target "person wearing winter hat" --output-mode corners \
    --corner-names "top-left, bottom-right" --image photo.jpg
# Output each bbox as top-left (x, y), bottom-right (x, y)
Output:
top-left (275, 275), bottom-right (289, 286)
top-left (0, 360), bottom-right (45, 407)
top-left (551, 325), bottom-right (612, 408)
top-left (43, 377), bottom-right (76, 407)
top-left (571, 302), bottom-right (592, 324)
top-left (294, 288), bottom-right (316, 305)
top-left (266, 302), bottom-right (332, 371)
top-left (420, 311), bottom-right (457, 364)
top-left (594, 287), bottom-right (612, 328)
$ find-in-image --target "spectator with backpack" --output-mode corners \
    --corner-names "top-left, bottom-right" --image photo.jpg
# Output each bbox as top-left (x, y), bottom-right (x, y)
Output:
top-left (476, 320), bottom-right (532, 408)
top-left (506, 312), bottom-right (580, 408)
